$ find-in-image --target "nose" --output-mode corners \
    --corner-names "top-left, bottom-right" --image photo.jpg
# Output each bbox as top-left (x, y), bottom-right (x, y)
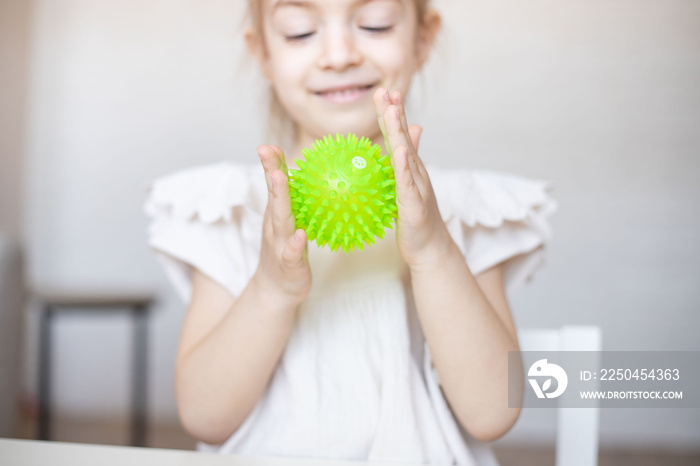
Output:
top-left (317, 24), bottom-right (363, 71)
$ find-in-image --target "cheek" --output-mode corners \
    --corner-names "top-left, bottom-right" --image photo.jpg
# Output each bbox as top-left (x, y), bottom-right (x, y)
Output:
top-left (266, 49), bottom-right (311, 119)
top-left (364, 37), bottom-right (417, 82)
top-left (268, 48), bottom-right (314, 90)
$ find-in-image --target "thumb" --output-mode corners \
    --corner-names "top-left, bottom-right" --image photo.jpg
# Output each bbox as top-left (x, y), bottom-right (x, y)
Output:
top-left (408, 125), bottom-right (423, 152)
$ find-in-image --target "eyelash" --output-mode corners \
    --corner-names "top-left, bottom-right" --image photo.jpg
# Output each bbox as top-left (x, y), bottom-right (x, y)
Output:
top-left (361, 26), bottom-right (393, 34)
top-left (285, 32), bottom-right (315, 42)
top-left (285, 26), bottom-right (394, 42)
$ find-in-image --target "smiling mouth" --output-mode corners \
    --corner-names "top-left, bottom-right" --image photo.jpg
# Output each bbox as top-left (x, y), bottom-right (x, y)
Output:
top-left (315, 83), bottom-right (376, 97)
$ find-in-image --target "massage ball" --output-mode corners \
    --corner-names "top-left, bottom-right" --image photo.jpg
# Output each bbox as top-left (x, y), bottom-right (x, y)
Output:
top-left (288, 133), bottom-right (398, 253)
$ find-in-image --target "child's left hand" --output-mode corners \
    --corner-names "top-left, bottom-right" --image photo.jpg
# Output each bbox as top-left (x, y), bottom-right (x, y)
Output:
top-left (373, 88), bottom-right (454, 271)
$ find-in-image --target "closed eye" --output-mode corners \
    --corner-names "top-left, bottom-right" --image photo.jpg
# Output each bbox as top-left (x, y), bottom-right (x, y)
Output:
top-left (361, 26), bottom-right (393, 33)
top-left (286, 26), bottom-right (392, 41)
top-left (285, 32), bottom-right (315, 41)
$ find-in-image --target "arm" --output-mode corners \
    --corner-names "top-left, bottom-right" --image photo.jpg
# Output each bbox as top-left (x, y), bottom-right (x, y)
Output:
top-left (175, 268), bottom-right (298, 445)
top-left (410, 252), bottom-right (525, 443)
top-left (372, 88), bottom-right (524, 442)
top-left (175, 145), bottom-right (311, 445)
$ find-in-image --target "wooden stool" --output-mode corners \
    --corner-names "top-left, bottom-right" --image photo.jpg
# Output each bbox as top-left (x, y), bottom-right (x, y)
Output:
top-left (33, 290), bottom-right (155, 447)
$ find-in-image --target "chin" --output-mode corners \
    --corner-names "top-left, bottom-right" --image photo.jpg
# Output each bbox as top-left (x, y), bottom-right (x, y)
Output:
top-left (313, 112), bottom-right (380, 140)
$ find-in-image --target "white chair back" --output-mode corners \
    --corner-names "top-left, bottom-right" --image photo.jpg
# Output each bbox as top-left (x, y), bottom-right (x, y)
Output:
top-left (517, 326), bottom-right (602, 466)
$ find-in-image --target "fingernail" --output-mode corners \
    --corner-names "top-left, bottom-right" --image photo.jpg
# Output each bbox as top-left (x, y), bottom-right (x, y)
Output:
top-left (384, 90), bottom-right (390, 102)
top-left (395, 106), bottom-right (400, 119)
top-left (271, 174), bottom-right (276, 191)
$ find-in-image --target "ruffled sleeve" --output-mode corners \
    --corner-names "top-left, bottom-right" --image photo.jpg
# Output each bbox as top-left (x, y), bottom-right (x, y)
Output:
top-left (429, 166), bottom-right (558, 296)
top-left (143, 162), bottom-right (266, 304)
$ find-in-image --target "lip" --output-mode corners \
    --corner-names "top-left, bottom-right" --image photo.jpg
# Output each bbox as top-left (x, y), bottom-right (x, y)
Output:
top-left (313, 83), bottom-right (377, 104)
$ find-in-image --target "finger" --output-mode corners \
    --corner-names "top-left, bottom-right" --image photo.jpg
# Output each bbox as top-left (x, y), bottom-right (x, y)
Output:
top-left (269, 169), bottom-right (296, 239)
top-left (391, 92), bottom-right (427, 176)
top-left (378, 91), bottom-right (432, 201)
top-left (258, 145), bottom-right (275, 192)
top-left (373, 87), bottom-right (392, 119)
top-left (373, 88), bottom-right (393, 157)
top-left (259, 147), bottom-right (274, 241)
top-left (407, 124), bottom-right (430, 181)
top-left (270, 145), bottom-right (289, 172)
top-left (263, 208), bottom-right (275, 244)
top-left (281, 229), bottom-right (307, 264)
top-left (383, 104), bottom-right (412, 158)
top-left (259, 144), bottom-right (293, 231)
top-left (387, 93), bottom-right (430, 190)
top-left (408, 125), bottom-right (423, 153)
top-left (384, 104), bottom-right (425, 186)
top-left (393, 145), bottom-right (423, 207)
top-left (258, 144), bottom-right (288, 181)
top-left (391, 91), bottom-right (414, 152)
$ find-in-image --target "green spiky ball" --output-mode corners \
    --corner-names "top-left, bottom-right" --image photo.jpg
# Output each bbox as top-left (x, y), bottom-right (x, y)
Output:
top-left (288, 134), bottom-right (397, 253)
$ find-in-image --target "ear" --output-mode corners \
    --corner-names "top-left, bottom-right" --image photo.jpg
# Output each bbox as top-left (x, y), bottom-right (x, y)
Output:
top-left (415, 9), bottom-right (442, 71)
top-left (244, 26), bottom-right (272, 80)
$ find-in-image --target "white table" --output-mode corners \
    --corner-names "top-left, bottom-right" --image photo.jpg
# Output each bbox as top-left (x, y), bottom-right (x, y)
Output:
top-left (0, 439), bottom-right (422, 466)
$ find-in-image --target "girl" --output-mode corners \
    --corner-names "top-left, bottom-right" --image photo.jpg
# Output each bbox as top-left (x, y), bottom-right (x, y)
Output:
top-left (144, 0), bottom-right (557, 464)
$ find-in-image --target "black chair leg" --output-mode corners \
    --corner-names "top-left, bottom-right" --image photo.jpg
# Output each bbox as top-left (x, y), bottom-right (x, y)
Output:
top-left (131, 306), bottom-right (148, 447)
top-left (38, 305), bottom-right (53, 441)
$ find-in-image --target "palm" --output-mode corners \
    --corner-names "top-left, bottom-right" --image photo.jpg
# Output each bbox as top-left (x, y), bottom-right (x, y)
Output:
top-left (373, 88), bottom-right (452, 269)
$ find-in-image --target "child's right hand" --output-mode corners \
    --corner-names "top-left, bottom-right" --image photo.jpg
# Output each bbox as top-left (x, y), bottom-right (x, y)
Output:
top-left (253, 145), bottom-right (312, 308)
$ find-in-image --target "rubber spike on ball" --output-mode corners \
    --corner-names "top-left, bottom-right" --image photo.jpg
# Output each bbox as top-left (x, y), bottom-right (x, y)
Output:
top-left (288, 133), bottom-right (397, 253)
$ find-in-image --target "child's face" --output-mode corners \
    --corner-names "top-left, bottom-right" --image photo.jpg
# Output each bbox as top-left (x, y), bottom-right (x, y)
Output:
top-left (248, 0), bottom-right (436, 144)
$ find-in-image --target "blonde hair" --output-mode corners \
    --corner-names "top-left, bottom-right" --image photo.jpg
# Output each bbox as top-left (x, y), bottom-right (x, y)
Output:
top-left (245, 0), bottom-right (433, 148)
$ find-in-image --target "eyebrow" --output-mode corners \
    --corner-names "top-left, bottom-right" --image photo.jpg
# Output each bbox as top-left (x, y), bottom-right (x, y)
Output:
top-left (271, 0), bottom-right (401, 14)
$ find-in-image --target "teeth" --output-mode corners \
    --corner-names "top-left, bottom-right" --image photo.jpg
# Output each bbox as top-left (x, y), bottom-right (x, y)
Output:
top-left (322, 86), bottom-right (367, 96)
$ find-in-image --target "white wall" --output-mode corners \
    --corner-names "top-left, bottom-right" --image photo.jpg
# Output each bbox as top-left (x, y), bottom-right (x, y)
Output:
top-left (22, 0), bottom-right (263, 426)
top-left (20, 0), bottom-right (700, 450)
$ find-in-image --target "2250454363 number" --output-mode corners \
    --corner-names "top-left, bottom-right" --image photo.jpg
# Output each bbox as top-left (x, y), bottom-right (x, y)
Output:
top-left (600, 368), bottom-right (680, 381)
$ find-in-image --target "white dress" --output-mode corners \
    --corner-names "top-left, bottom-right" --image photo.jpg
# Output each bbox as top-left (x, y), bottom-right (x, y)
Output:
top-left (143, 161), bottom-right (557, 465)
